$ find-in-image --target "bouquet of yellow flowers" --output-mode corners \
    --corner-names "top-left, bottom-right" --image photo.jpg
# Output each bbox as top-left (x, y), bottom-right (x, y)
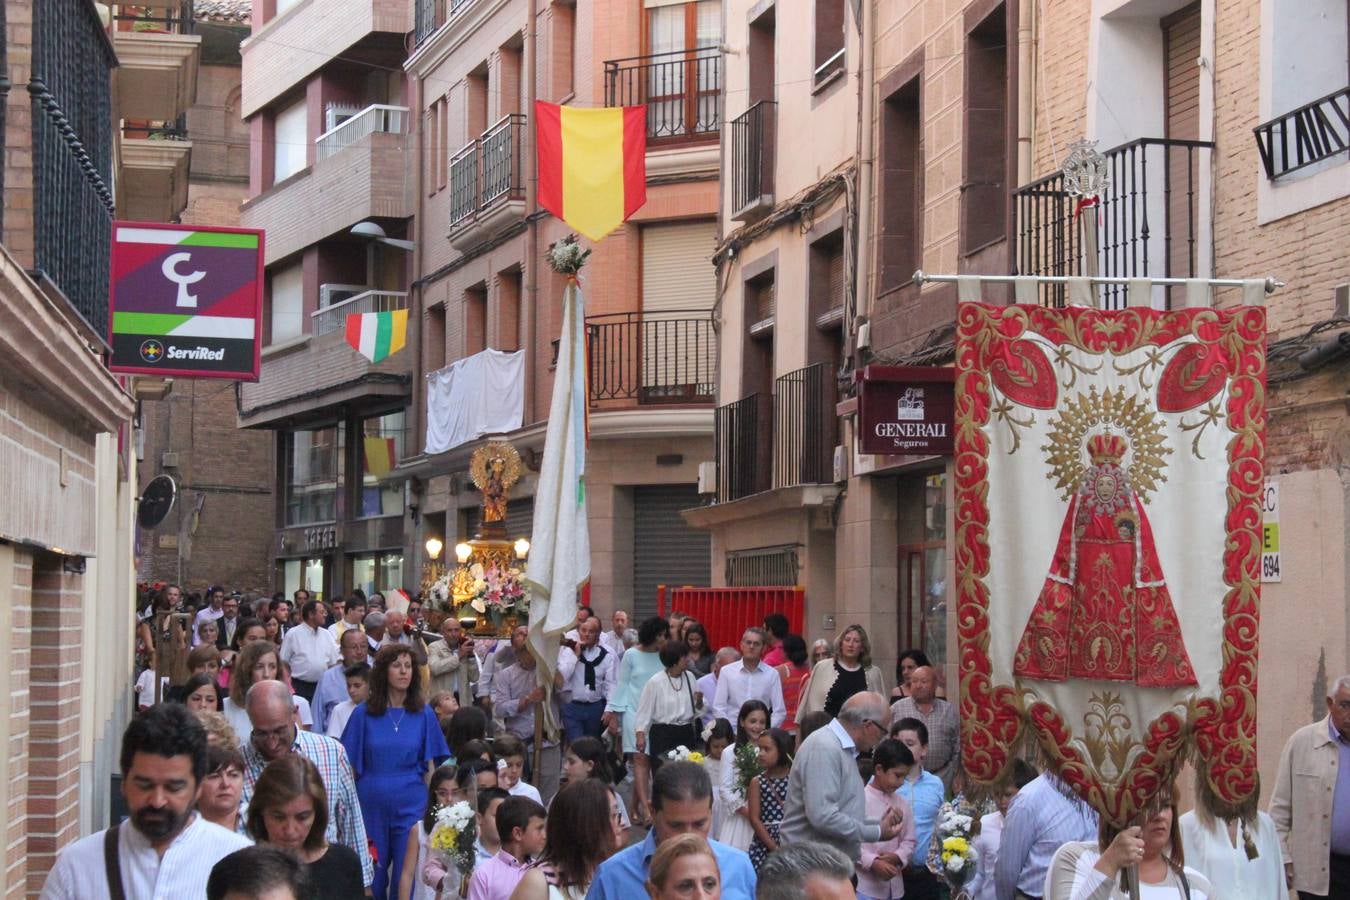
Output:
top-left (429, 800), bottom-right (477, 897)
top-left (927, 796), bottom-right (983, 898)
top-left (665, 745), bottom-right (705, 764)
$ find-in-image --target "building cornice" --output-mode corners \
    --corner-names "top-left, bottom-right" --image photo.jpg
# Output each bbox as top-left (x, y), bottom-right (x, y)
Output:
top-left (0, 248), bottom-right (134, 432)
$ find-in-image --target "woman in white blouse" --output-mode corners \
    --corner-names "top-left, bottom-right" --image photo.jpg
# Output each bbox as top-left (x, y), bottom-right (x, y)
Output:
top-left (1045, 785), bottom-right (1212, 899)
top-left (1178, 787), bottom-right (1284, 898)
top-left (635, 640), bottom-right (704, 762)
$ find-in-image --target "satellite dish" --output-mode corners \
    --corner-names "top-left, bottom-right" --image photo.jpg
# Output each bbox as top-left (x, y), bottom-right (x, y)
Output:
top-left (138, 475), bottom-right (177, 530)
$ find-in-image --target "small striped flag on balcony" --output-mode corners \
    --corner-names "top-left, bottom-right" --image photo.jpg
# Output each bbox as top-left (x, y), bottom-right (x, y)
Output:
top-left (345, 310), bottom-right (407, 363)
top-left (535, 101), bottom-right (647, 241)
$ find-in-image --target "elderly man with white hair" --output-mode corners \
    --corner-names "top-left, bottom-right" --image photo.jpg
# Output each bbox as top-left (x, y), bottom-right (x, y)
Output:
top-left (757, 842), bottom-right (859, 900)
top-left (698, 647), bottom-right (741, 726)
top-left (1271, 672), bottom-right (1350, 899)
top-left (238, 680), bottom-right (373, 889)
top-left (779, 692), bottom-right (903, 863)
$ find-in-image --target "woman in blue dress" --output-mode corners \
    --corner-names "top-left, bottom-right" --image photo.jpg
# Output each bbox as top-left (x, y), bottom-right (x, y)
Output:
top-left (341, 643), bottom-right (450, 900)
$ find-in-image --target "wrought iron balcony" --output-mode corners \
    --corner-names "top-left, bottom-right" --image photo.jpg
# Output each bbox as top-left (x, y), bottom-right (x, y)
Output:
top-left (1254, 86), bottom-right (1349, 180)
top-left (414, 0), bottom-right (477, 47)
top-left (109, 2), bottom-right (200, 122)
top-left (311, 289), bottom-right (409, 336)
top-left (448, 114), bottom-right (527, 243)
top-left (31, 0), bottom-right (116, 333)
top-left (316, 104), bottom-right (408, 162)
top-left (715, 393), bottom-right (772, 503)
top-left (772, 363), bottom-right (836, 490)
top-left (586, 310), bottom-right (716, 406)
top-left (730, 101), bottom-right (776, 219)
top-left (604, 47), bottom-right (722, 143)
top-left (1012, 137), bottom-right (1214, 309)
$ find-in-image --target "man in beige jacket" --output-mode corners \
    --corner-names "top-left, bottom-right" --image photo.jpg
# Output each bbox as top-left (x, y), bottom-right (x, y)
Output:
top-left (1270, 674), bottom-right (1350, 898)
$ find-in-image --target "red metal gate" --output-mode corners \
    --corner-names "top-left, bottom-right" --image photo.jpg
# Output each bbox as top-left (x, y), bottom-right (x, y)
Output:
top-left (656, 585), bottom-right (805, 650)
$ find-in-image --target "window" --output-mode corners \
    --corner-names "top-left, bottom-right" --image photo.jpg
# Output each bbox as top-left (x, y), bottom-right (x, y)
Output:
top-left (962, 3), bottom-right (1009, 253)
top-left (273, 98), bottom-right (308, 184)
top-left (283, 558), bottom-right (326, 602)
top-left (878, 72), bottom-right (923, 294)
top-left (807, 229), bottom-right (845, 369)
top-left (285, 425), bottom-right (340, 526)
top-left (748, 4), bottom-right (775, 107)
top-left (352, 553), bottom-right (406, 599)
top-left (550, 1), bottom-right (576, 100)
top-left (275, 0), bottom-right (302, 18)
top-left (742, 267), bottom-right (775, 399)
top-left (426, 96), bottom-right (449, 195)
top-left (897, 473), bottom-right (947, 671)
top-left (268, 263), bottom-right (304, 344)
top-left (465, 282), bottom-right (487, 354)
top-left (496, 267), bottom-right (522, 351)
top-left (645, 1), bottom-right (722, 138)
top-left (426, 302), bottom-right (447, 372)
top-left (813, 0), bottom-right (846, 87)
top-left (358, 410), bottom-right (406, 518)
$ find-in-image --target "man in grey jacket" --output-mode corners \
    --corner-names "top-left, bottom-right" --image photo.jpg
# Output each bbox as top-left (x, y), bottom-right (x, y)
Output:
top-left (779, 691), bottom-right (903, 862)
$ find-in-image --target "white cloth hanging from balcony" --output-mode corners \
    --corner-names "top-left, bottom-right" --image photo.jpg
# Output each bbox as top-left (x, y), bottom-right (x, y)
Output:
top-left (424, 349), bottom-right (525, 454)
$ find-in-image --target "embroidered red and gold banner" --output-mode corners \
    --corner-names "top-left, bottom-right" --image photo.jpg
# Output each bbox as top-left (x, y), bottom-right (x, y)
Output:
top-left (955, 302), bottom-right (1266, 826)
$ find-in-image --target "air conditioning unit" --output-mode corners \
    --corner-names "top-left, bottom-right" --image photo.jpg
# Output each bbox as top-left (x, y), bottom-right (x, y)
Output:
top-left (319, 283), bottom-right (368, 309)
top-left (697, 461), bottom-right (717, 495)
top-left (324, 103), bottom-right (365, 132)
top-left (833, 444), bottom-right (847, 483)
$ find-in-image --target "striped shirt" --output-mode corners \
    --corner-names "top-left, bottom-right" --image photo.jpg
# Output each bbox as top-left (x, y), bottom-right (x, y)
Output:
top-left (241, 728), bottom-right (374, 888)
top-left (993, 774), bottom-right (1098, 900)
top-left (39, 814), bottom-right (251, 900)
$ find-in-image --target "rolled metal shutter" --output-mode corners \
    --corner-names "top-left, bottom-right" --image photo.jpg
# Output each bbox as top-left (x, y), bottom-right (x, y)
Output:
top-left (633, 484), bottom-right (711, 620)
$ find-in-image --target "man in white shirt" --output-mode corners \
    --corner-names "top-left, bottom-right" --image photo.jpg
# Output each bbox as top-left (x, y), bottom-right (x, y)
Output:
top-left (557, 617), bottom-right (618, 742)
top-left (192, 587), bottom-right (226, 646)
top-left (697, 647), bottom-right (740, 726)
top-left (279, 600), bottom-right (340, 703)
top-left (327, 597), bottom-right (366, 642)
top-left (599, 609), bottom-right (629, 661)
top-left (310, 628), bottom-right (371, 734)
top-left (39, 704), bottom-right (251, 899)
top-left (713, 627), bottom-right (786, 727)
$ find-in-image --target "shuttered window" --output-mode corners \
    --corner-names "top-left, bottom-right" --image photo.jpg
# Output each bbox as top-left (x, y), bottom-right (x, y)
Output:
top-left (273, 98), bottom-right (308, 184)
top-left (634, 485), bottom-right (711, 620)
top-left (642, 221), bottom-right (718, 315)
top-left (269, 263), bottom-right (304, 344)
top-left (1163, 3), bottom-right (1200, 304)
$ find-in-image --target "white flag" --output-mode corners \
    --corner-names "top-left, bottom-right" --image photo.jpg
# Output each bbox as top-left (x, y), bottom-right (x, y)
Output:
top-left (525, 279), bottom-right (590, 728)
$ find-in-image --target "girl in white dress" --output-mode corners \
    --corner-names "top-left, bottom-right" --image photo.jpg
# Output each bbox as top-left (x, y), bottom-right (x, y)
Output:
top-left (702, 719), bottom-right (734, 839)
top-left (717, 700), bottom-right (769, 851)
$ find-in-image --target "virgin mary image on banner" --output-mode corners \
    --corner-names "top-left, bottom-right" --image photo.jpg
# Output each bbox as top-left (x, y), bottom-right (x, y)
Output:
top-left (954, 300), bottom-right (1266, 825)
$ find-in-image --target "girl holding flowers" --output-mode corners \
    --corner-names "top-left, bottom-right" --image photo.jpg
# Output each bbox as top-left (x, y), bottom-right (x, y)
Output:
top-left (717, 700), bottom-right (769, 851)
top-left (747, 728), bottom-right (793, 870)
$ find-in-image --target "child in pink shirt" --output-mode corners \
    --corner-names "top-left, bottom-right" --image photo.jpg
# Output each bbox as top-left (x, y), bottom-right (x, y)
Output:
top-left (858, 739), bottom-right (919, 900)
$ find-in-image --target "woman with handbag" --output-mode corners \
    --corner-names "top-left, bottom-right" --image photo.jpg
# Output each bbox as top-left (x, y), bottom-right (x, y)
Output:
top-left (634, 640), bottom-right (704, 767)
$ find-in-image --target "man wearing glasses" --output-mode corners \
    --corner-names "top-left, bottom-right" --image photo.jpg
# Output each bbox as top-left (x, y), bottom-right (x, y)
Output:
top-left (238, 680), bottom-right (373, 890)
top-left (779, 691), bottom-right (904, 863)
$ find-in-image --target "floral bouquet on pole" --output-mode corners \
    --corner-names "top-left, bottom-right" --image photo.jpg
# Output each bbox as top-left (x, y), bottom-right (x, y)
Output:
top-left (927, 796), bottom-right (984, 899)
top-left (428, 799), bottom-right (478, 897)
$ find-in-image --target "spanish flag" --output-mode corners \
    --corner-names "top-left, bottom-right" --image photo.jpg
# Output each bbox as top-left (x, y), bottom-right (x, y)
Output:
top-left (536, 101), bottom-right (647, 241)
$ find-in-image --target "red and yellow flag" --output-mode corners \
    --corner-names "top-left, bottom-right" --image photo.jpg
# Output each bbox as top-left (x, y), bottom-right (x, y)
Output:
top-left (536, 101), bottom-right (647, 241)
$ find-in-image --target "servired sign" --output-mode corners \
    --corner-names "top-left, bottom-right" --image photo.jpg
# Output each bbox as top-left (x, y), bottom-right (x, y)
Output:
top-left (108, 222), bottom-right (264, 380)
top-left (857, 365), bottom-right (956, 455)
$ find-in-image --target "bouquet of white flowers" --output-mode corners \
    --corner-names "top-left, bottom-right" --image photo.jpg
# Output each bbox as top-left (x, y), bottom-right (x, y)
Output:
top-left (429, 800), bottom-right (477, 897)
top-left (546, 235), bottom-right (591, 276)
top-left (927, 796), bottom-right (984, 899)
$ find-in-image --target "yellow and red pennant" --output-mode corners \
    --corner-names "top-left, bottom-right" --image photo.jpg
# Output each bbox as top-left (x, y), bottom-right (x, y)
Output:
top-left (535, 102), bottom-right (647, 241)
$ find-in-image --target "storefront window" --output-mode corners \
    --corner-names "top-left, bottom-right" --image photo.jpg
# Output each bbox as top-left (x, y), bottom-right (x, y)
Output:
top-left (898, 473), bottom-right (948, 671)
top-left (282, 557), bottom-right (326, 601)
top-left (358, 410), bottom-right (407, 518)
top-left (352, 552), bottom-right (406, 598)
top-left (285, 425), bottom-right (341, 526)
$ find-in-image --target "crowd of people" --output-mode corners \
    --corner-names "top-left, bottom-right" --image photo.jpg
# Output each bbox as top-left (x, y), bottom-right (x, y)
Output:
top-left (35, 584), bottom-right (1350, 899)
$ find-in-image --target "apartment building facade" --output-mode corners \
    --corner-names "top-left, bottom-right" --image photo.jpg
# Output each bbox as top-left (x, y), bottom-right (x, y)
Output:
top-left (0, 0), bottom-right (202, 891)
top-left (700, 0), bottom-right (1348, 779)
top-left (237, 0), bottom-right (417, 601)
top-left (397, 0), bottom-right (721, 617)
top-left (136, 0), bottom-right (278, 593)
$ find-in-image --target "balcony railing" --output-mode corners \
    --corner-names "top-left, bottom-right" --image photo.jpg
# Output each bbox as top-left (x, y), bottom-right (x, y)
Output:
top-left (312, 289), bottom-right (409, 337)
top-left (772, 363), bottom-right (837, 490)
top-left (715, 393), bottom-right (772, 503)
top-left (730, 101), bottom-right (776, 215)
top-left (1012, 137), bottom-right (1214, 309)
top-left (111, 1), bottom-right (194, 35)
top-left (32, 0), bottom-right (116, 333)
top-left (1254, 86), bottom-right (1349, 180)
top-left (604, 47), bottom-right (722, 142)
top-left (586, 310), bottom-right (716, 405)
top-left (123, 114), bottom-right (189, 141)
top-left (414, 0), bottom-right (477, 47)
top-left (449, 114), bottom-right (526, 228)
top-left (316, 104), bottom-right (408, 162)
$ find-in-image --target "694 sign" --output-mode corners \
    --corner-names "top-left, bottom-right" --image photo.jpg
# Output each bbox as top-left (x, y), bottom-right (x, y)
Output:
top-left (1261, 482), bottom-right (1281, 584)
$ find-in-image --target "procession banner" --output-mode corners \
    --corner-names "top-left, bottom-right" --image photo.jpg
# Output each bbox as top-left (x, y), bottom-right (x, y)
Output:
top-left (108, 222), bottom-right (264, 380)
top-left (955, 300), bottom-right (1266, 826)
